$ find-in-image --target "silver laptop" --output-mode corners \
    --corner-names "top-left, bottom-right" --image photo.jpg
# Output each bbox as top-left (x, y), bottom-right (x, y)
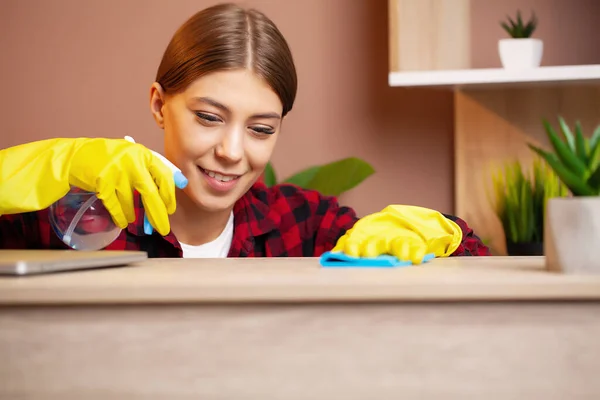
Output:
top-left (0, 250), bottom-right (148, 276)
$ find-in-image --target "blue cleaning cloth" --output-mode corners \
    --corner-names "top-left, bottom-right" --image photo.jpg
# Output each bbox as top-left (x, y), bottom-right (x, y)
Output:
top-left (319, 251), bottom-right (435, 268)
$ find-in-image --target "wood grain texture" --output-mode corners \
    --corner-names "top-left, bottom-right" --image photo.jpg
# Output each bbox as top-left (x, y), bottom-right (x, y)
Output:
top-left (2, 257), bottom-right (600, 305)
top-left (1, 303), bottom-right (600, 399)
top-left (455, 85), bottom-right (600, 255)
top-left (388, 0), bottom-right (399, 72)
top-left (389, 0), bottom-right (470, 72)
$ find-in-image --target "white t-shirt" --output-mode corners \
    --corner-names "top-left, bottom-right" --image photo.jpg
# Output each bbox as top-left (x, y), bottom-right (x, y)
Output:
top-left (178, 211), bottom-right (234, 258)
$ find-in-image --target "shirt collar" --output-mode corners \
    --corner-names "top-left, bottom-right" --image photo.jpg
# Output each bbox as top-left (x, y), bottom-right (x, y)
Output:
top-left (232, 183), bottom-right (279, 238)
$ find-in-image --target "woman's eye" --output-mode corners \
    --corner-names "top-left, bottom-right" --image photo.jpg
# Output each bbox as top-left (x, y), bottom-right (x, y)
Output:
top-left (195, 112), bottom-right (221, 123)
top-left (251, 126), bottom-right (275, 135)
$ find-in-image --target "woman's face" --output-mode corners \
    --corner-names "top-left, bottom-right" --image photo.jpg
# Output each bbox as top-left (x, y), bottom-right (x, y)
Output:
top-left (150, 69), bottom-right (283, 212)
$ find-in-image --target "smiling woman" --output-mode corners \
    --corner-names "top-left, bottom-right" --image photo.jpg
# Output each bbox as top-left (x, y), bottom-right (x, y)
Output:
top-left (0, 3), bottom-right (490, 261)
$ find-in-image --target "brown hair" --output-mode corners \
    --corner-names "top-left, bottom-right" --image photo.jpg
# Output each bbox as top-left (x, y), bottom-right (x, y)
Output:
top-left (155, 3), bottom-right (298, 117)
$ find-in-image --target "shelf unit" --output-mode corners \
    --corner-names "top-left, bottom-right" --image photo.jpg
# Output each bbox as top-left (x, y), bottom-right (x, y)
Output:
top-left (388, 0), bottom-right (600, 255)
top-left (388, 65), bottom-right (600, 89)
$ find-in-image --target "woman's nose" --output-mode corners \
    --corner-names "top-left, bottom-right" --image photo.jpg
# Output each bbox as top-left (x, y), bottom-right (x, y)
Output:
top-left (215, 127), bottom-right (244, 163)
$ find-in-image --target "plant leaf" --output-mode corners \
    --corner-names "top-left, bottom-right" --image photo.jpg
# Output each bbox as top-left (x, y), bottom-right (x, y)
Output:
top-left (500, 21), bottom-right (513, 36)
top-left (588, 125), bottom-right (600, 170)
top-left (528, 144), bottom-right (596, 196)
top-left (574, 121), bottom-right (588, 165)
top-left (586, 164), bottom-right (600, 192)
top-left (302, 157), bottom-right (375, 197)
top-left (490, 157), bottom-right (569, 246)
top-left (557, 116), bottom-right (575, 151)
top-left (543, 119), bottom-right (587, 178)
top-left (283, 166), bottom-right (320, 188)
top-left (524, 11), bottom-right (537, 37)
top-left (263, 162), bottom-right (277, 187)
top-left (589, 125), bottom-right (600, 151)
top-left (504, 15), bottom-right (518, 37)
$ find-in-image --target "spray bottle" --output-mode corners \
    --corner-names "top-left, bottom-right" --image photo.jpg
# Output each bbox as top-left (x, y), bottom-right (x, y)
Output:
top-left (49, 137), bottom-right (187, 250)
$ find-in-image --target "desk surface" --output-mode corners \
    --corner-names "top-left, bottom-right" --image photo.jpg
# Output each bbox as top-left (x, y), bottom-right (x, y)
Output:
top-left (1, 256), bottom-right (600, 305)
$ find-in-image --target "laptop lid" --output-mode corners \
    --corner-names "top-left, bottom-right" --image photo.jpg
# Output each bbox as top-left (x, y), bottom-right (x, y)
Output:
top-left (0, 250), bottom-right (148, 276)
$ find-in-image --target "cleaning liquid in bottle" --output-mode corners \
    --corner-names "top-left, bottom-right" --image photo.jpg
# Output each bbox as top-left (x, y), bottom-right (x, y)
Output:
top-left (49, 187), bottom-right (121, 251)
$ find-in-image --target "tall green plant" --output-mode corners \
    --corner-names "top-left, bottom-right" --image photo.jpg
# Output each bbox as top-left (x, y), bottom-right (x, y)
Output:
top-left (489, 158), bottom-right (567, 244)
top-left (264, 157), bottom-right (375, 197)
top-left (528, 117), bottom-right (600, 196)
top-left (500, 10), bottom-right (538, 38)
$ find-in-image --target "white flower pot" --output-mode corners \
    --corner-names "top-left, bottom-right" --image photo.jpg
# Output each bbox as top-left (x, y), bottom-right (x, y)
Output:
top-left (498, 38), bottom-right (543, 70)
top-left (545, 197), bottom-right (600, 274)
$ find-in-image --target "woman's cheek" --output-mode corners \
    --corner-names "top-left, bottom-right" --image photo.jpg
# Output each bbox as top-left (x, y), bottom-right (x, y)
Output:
top-left (247, 139), bottom-right (277, 170)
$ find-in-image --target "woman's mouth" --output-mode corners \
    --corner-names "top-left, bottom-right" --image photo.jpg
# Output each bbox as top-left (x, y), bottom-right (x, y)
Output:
top-left (199, 167), bottom-right (242, 192)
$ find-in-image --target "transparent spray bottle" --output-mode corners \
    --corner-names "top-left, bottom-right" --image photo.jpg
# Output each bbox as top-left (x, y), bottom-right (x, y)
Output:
top-left (49, 136), bottom-right (186, 251)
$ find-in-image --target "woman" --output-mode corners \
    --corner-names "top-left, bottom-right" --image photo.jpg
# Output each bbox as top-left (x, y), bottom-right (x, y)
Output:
top-left (0, 3), bottom-right (489, 260)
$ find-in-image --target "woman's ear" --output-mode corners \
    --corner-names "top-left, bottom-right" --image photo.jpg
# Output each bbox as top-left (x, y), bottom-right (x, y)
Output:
top-left (149, 82), bottom-right (167, 129)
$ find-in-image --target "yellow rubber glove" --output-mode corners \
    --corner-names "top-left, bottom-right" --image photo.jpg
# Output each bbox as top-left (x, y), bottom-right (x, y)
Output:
top-left (332, 205), bottom-right (463, 265)
top-left (0, 138), bottom-right (177, 236)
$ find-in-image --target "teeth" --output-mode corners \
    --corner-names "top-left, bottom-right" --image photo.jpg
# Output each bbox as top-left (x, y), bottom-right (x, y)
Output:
top-left (203, 168), bottom-right (237, 182)
top-left (214, 173), bottom-right (235, 182)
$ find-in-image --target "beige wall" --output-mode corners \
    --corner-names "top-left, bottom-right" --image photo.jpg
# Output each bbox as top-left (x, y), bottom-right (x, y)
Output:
top-left (1, 0), bottom-right (598, 219)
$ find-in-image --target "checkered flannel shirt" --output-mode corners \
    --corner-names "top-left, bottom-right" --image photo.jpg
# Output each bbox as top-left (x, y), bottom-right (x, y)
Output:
top-left (0, 182), bottom-right (490, 257)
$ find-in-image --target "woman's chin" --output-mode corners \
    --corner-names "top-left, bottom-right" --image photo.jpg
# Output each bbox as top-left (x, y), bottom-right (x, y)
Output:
top-left (181, 188), bottom-right (237, 213)
top-left (179, 174), bottom-right (258, 212)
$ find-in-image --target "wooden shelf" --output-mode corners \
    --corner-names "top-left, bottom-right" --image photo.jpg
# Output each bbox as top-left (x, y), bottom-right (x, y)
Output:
top-left (388, 64), bottom-right (600, 89)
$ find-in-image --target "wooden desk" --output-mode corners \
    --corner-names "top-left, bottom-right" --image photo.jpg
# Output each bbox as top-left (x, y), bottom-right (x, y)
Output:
top-left (1, 256), bottom-right (600, 399)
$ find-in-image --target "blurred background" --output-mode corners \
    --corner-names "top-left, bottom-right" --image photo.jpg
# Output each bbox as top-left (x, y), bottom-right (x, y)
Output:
top-left (1, 0), bottom-right (599, 220)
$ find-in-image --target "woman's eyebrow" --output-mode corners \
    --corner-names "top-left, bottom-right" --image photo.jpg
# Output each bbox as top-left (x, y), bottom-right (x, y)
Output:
top-left (192, 96), bottom-right (281, 120)
top-left (192, 97), bottom-right (229, 113)
top-left (251, 112), bottom-right (281, 120)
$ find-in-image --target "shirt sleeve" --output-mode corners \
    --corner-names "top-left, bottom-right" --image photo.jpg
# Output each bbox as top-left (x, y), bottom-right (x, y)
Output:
top-left (312, 195), bottom-right (359, 256)
top-left (311, 199), bottom-right (490, 257)
top-left (0, 212), bottom-right (41, 249)
top-left (443, 213), bottom-right (491, 256)
top-left (306, 189), bottom-right (490, 257)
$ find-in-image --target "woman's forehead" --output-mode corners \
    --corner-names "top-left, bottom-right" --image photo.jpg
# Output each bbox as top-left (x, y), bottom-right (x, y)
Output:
top-left (181, 69), bottom-right (283, 114)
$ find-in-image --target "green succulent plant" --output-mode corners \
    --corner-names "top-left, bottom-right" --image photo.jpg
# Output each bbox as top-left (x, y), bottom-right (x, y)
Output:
top-left (501, 10), bottom-right (538, 38)
top-left (528, 117), bottom-right (600, 196)
top-left (489, 158), bottom-right (567, 244)
top-left (263, 157), bottom-right (375, 197)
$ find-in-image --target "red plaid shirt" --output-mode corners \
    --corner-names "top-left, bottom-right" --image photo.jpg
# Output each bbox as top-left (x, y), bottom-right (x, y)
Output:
top-left (0, 182), bottom-right (490, 257)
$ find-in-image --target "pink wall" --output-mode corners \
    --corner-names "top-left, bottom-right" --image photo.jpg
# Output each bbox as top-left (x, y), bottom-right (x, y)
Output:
top-left (470, 0), bottom-right (600, 68)
top-left (2, 0), bottom-right (597, 218)
top-left (0, 0), bottom-right (454, 217)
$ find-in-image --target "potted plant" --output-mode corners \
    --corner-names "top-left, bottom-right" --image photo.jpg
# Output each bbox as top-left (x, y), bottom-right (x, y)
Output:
top-left (488, 158), bottom-right (567, 256)
top-left (499, 10), bottom-right (543, 70)
top-left (528, 117), bottom-right (600, 273)
top-left (263, 157), bottom-right (375, 197)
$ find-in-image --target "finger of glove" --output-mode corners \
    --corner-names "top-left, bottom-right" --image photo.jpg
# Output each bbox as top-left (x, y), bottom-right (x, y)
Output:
top-left (138, 189), bottom-right (170, 236)
top-left (332, 234), bottom-right (347, 253)
top-left (148, 156), bottom-right (177, 215)
top-left (332, 229), bottom-right (363, 254)
top-left (96, 186), bottom-right (128, 230)
top-left (389, 237), bottom-right (426, 264)
top-left (342, 235), bottom-right (369, 258)
top-left (360, 234), bottom-right (390, 258)
top-left (115, 175), bottom-right (136, 224)
top-left (126, 156), bottom-right (172, 235)
top-left (409, 243), bottom-right (427, 265)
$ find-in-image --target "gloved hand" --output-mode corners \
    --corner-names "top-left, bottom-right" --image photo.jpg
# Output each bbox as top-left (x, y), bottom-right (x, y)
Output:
top-left (0, 137), bottom-right (187, 236)
top-left (332, 205), bottom-right (463, 265)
